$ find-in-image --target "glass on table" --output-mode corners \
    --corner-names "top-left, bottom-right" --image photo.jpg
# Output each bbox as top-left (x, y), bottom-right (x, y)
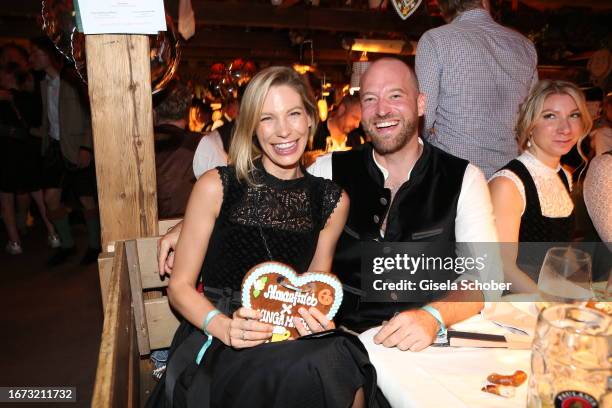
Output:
top-left (592, 266), bottom-right (612, 302)
top-left (536, 247), bottom-right (594, 309)
top-left (527, 304), bottom-right (612, 408)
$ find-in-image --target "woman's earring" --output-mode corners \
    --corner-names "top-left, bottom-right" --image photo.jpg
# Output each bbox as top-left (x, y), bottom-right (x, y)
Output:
top-left (527, 133), bottom-right (533, 148)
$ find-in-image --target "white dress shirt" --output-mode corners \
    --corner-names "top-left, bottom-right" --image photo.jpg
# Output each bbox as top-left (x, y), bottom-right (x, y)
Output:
top-left (46, 74), bottom-right (61, 141)
top-left (193, 130), bottom-right (228, 179)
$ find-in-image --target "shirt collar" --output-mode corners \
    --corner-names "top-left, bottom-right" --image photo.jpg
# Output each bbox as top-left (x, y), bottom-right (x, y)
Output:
top-left (453, 8), bottom-right (492, 24)
top-left (371, 137), bottom-right (424, 181)
top-left (523, 150), bottom-right (562, 174)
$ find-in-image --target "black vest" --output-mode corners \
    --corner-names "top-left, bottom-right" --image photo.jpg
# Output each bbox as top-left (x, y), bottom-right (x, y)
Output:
top-left (331, 142), bottom-right (469, 331)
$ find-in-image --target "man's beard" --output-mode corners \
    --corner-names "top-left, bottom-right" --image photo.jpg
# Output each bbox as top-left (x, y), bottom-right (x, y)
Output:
top-left (364, 116), bottom-right (417, 155)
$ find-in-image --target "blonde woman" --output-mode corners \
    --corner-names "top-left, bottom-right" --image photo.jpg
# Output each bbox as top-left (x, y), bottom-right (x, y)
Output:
top-left (489, 80), bottom-right (592, 293)
top-left (147, 66), bottom-right (383, 408)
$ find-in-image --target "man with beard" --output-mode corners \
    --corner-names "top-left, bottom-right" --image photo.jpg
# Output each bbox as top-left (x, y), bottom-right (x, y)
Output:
top-left (308, 58), bottom-right (498, 351)
top-left (158, 58), bottom-right (498, 351)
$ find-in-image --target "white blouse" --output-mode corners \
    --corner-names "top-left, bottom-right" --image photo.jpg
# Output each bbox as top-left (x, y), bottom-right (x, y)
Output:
top-left (489, 151), bottom-right (574, 217)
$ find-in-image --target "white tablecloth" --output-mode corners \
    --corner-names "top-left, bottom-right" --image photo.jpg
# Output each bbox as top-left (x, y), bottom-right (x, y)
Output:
top-left (359, 304), bottom-right (535, 408)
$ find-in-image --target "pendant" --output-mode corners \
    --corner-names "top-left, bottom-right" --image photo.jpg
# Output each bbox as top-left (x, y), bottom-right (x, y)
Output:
top-left (390, 0), bottom-right (422, 20)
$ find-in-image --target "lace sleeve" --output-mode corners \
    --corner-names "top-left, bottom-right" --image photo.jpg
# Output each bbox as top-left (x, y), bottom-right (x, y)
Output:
top-left (214, 164), bottom-right (229, 186)
top-left (215, 165), bottom-right (234, 206)
top-left (320, 179), bottom-right (342, 229)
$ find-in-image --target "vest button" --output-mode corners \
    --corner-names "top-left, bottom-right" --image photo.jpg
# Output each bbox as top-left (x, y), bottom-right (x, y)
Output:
top-left (373, 214), bottom-right (380, 224)
top-left (380, 197), bottom-right (388, 206)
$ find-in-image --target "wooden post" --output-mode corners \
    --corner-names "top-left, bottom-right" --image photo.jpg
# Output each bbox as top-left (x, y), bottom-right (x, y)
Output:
top-left (85, 35), bottom-right (158, 248)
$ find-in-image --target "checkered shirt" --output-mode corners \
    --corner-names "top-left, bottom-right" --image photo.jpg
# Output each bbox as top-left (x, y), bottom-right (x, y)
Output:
top-left (416, 8), bottom-right (538, 178)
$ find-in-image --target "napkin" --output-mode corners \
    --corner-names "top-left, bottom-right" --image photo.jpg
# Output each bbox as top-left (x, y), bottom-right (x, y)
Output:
top-left (482, 302), bottom-right (537, 337)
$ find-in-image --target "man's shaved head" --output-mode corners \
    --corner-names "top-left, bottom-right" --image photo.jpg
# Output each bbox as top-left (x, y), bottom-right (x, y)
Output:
top-left (360, 58), bottom-right (419, 96)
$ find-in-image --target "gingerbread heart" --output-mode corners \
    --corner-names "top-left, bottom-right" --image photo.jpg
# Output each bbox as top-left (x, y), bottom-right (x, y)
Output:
top-left (241, 261), bottom-right (343, 341)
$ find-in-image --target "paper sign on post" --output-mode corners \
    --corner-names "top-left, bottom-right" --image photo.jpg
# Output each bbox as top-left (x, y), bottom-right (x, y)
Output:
top-left (75, 0), bottom-right (166, 34)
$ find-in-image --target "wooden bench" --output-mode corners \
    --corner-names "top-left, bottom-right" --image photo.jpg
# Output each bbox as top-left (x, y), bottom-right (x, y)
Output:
top-left (93, 219), bottom-right (182, 407)
top-left (97, 218), bottom-right (182, 309)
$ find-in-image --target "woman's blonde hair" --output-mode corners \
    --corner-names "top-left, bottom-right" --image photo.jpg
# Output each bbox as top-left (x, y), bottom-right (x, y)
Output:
top-left (228, 66), bottom-right (318, 185)
top-left (516, 80), bottom-right (593, 161)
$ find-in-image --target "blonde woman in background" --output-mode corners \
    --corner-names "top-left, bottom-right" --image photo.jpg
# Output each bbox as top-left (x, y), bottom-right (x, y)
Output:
top-left (489, 80), bottom-right (592, 293)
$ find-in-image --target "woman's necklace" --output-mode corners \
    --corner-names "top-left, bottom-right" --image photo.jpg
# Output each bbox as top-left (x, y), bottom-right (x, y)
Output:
top-left (254, 188), bottom-right (274, 261)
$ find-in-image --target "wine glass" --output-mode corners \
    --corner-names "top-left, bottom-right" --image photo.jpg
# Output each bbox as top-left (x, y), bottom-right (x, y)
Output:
top-left (537, 247), bottom-right (594, 306)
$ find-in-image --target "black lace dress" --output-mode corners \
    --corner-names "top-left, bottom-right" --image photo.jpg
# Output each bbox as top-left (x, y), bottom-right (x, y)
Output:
top-left (147, 163), bottom-right (389, 408)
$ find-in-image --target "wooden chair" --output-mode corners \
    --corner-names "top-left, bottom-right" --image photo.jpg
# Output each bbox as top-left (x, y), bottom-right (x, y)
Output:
top-left (97, 218), bottom-right (181, 309)
top-left (92, 241), bottom-right (140, 407)
top-left (93, 221), bottom-right (182, 407)
top-left (125, 237), bottom-right (180, 355)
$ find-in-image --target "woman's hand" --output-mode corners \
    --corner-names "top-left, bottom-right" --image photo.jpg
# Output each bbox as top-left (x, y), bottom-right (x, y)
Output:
top-left (224, 307), bottom-right (273, 348)
top-left (293, 307), bottom-right (335, 337)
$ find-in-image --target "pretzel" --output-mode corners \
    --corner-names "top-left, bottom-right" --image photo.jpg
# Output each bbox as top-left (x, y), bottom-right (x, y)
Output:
top-left (481, 384), bottom-right (516, 398)
top-left (486, 370), bottom-right (527, 387)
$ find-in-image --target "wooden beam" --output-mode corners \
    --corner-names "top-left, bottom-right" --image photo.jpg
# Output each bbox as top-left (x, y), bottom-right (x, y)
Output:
top-left (181, 48), bottom-right (414, 67)
top-left (181, 28), bottom-right (414, 66)
top-left (85, 35), bottom-right (158, 247)
top-left (98, 251), bottom-right (115, 310)
top-left (0, 0), bottom-right (429, 34)
top-left (191, 1), bottom-right (429, 34)
top-left (126, 240), bottom-right (151, 356)
top-left (181, 47), bottom-right (353, 63)
top-left (187, 28), bottom-right (293, 50)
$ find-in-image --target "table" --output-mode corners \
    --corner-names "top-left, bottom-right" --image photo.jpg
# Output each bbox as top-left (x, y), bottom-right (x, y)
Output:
top-left (358, 303), bottom-right (536, 408)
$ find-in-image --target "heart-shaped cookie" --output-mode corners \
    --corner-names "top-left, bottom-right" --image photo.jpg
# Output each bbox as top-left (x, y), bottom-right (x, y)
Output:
top-left (241, 261), bottom-right (343, 341)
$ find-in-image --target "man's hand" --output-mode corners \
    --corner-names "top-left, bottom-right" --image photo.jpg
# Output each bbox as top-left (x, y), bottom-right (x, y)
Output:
top-left (78, 149), bottom-right (92, 168)
top-left (373, 309), bottom-right (440, 352)
top-left (157, 222), bottom-right (183, 276)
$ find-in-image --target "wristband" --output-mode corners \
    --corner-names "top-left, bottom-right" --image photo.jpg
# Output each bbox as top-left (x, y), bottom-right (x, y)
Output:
top-left (421, 305), bottom-right (446, 337)
top-left (202, 309), bottom-right (222, 335)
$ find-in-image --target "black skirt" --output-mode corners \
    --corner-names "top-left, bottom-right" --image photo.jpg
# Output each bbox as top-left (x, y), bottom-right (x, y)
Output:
top-left (146, 321), bottom-right (390, 408)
